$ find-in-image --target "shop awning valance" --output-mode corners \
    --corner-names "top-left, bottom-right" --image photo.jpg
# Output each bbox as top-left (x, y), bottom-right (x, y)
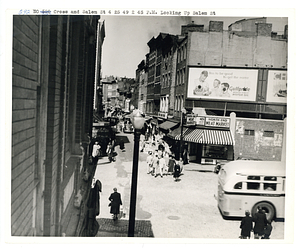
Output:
top-left (159, 121), bottom-right (179, 131)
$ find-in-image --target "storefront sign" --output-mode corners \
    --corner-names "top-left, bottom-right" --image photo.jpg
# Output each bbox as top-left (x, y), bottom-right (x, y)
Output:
top-left (186, 114), bottom-right (196, 125)
top-left (187, 67), bottom-right (258, 101)
top-left (158, 112), bottom-right (168, 119)
top-left (266, 70), bottom-right (287, 103)
top-left (205, 117), bottom-right (230, 128)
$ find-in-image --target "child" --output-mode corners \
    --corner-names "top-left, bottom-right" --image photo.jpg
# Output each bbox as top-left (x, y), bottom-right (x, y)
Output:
top-left (262, 221), bottom-right (273, 239)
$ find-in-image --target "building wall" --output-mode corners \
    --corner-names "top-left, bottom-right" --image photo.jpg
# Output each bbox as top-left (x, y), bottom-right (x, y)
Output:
top-left (12, 15), bottom-right (99, 237)
top-left (188, 23), bottom-right (287, 68)
top-left (234, 117), bottom-right (284, 160)
top-left (12, 15), bottom-right (40, 236)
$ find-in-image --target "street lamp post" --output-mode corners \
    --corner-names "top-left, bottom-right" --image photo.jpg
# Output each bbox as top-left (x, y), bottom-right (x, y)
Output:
top-left (179, 108), bottom-right (187, 160)
top-left (128, 110), bottom-right (145, 237)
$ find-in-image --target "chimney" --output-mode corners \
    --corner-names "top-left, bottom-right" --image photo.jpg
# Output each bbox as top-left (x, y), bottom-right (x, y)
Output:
top-left (209, 21), bottom-right (223, 32)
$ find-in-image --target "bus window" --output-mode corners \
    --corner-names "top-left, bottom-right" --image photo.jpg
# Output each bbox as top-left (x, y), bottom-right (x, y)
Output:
top-left (234, 182), bottom-right (242, 189)
top-left (247, 182), bottom-right (260, 190)
top-left (264, 183), bottom-right (277, 191)
top-left (247, 175), bottom-right (260, 180)
top-left (264, 176), bottom-right (277, 181)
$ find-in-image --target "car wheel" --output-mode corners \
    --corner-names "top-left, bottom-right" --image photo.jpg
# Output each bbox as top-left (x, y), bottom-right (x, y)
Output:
top-left (252, 202), bottom-right (275, 221)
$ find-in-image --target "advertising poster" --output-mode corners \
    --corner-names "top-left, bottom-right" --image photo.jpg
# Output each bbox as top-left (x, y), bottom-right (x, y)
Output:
top-left (266, 70), bottom-right (287, 103)
top-left (187, 67), bottom-right (258, 101)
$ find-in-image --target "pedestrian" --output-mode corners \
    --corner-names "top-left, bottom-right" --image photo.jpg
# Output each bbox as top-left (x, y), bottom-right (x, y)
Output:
top-left (146, 151), bottom-right (154, 174)
top-left (253, 207), bottom-right (268, 239)
top-left (108, 187), bottom-right (123, 221)
top-left (173, 160), bottom-right (181, 182)
top-left (106, 142), bottom-right (114, 163)
top-left (262, 220), bottom-right (273, 239)
top-left (168, 154), bottom-right (175, 175)
top-left (119, 140), bottom-right (125, 152)
top-left (179, 157), bottom-right (184, 174)
top-left (157, 155), bottom-right (166, 178)
top-left (86, 180), bottom-right (102, 236)
top-left (239, 210), bottom-right (253, 239)
top-left (163, 150), bottom-right (170, 173)
top-left (152, 150), bottom-right (159, 176)
top-left (182, 144), bottom-right (189, 165)
top-left (91, 141), bottom-right (101, 165)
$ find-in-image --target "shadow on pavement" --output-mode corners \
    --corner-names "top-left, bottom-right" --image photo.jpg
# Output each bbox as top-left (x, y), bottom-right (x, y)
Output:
top-left (96, 218), bottom-right (154, 237)
top-left (115, 135), bottom-right (130, 145)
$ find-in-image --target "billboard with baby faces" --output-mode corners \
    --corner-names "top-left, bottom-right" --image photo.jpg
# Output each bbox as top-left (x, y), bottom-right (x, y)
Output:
top-left (187, 67), bottom-right (259, 101)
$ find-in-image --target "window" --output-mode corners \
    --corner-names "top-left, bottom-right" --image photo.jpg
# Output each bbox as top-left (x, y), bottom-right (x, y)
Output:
top-left (264, 183), bottom-right (277, 191)
top-left (234, 182), bottom-right (242, 189)
top-left (244, 129), bottom-right (255, 136)
top-left (247, 176), bottom-right (260, 180)
top-left (263, 131), bottom-right (274, 137)
top-left (264, 176), bottom-right (277, 181)
top-left (247, 182), bottom-right (260, 190)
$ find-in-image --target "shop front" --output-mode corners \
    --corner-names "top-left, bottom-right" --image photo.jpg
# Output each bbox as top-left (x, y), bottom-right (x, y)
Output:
top-left (167, 115), bottom-right (234, 164)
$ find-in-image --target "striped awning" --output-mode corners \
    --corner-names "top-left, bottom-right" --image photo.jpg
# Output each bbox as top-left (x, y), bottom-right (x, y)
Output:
top-left (201, 129), bottom-right (233, 145)
top-left (168, 127), bottom-right (234, 145)
top-left (159, 121), bottom-right (179, 131)
top-left (183, 128), bottom-right (204, 143)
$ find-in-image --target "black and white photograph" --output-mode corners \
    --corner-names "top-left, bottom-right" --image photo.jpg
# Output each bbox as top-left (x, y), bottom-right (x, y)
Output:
top-left (1, 2), bottom-right (298, 246)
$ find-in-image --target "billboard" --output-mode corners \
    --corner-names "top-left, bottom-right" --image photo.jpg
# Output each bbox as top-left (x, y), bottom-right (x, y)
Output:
top-left (187, 67), bottom-right (258, 101)
top-left (266, 70), bottom-right (287, 103)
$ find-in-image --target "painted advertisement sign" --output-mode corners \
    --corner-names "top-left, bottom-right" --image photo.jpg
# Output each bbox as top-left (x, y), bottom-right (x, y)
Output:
top-left (187, 68), bottom-right (258, 101)
top-left (266, 70), bottom-right (287, 103)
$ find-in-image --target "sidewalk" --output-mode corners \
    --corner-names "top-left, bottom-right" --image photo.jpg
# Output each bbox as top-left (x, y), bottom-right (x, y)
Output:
top-left (61, 161), bottom-right (97, 236)
top-left (96, 218), bottom-right (154, 237)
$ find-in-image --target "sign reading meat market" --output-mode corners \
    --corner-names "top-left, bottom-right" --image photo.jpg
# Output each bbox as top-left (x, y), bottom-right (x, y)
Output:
top-left (205, 117), bottom-right (230, 128)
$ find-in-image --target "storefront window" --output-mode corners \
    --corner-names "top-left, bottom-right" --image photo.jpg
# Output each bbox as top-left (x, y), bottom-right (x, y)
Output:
top-left (203, 145), bottom-right (228, 159)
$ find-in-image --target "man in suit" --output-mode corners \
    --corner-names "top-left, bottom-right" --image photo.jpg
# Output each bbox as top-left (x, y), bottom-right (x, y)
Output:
top-left (109, 188), bottom-right (123, 221)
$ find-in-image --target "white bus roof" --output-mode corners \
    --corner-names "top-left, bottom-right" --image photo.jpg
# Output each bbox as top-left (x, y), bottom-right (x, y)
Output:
top-left (222, 160), bottom-right (286, 177)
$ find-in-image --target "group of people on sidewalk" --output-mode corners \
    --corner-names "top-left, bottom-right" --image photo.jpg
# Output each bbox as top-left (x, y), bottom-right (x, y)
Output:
top-left (91, 139), bottom-right (118, 165)
top-left (239, 207), bottom-right (273, 239)
top-left (145, 138), bottom-right (185, 181)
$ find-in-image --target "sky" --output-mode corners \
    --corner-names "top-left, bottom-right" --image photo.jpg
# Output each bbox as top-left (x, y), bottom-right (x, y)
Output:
top-left (100, 15), bottom-right (288, 79)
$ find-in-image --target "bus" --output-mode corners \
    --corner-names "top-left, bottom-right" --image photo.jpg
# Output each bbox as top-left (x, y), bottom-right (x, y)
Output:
top-left (217, 160), bottom-right (285, 221)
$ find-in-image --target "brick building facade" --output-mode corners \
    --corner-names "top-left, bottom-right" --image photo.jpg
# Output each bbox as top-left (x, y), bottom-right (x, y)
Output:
top-left (141, 17), bottom-right (287, 163)
top-left (12, 15), bottom-right (101, 236)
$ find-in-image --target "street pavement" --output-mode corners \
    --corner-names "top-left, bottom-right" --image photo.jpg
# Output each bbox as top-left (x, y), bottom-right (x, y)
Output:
top-left (92, 132), bottom-right (285, 240)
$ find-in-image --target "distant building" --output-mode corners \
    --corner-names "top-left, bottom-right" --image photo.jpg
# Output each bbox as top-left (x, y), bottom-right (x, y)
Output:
top-left (135, 60), bottom-right (148, 113)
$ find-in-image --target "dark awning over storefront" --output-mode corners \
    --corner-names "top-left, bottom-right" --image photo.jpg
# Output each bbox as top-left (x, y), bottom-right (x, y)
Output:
top-left (168, 127), bottom-right (234, 145)
top-left (159, 121), bottom-right (179, 131)
top-left (167, 126), bottom-right (188, 140)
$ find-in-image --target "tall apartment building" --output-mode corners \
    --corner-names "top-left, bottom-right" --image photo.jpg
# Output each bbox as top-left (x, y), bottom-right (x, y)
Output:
top-left (11, 15), bottom-right (102, 236)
